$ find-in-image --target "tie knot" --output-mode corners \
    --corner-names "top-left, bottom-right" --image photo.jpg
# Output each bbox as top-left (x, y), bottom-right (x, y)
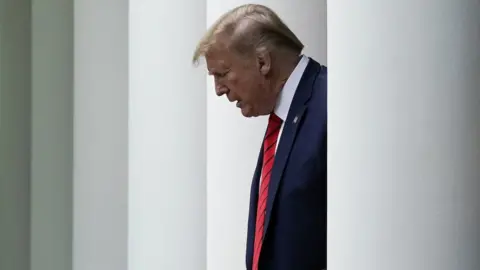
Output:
top-left (269, 113), bottom-right (282, 125)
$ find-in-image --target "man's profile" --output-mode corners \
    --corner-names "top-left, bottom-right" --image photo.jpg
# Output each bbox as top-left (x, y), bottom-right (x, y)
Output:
top-left (193, 4), bottom-right (327, 270)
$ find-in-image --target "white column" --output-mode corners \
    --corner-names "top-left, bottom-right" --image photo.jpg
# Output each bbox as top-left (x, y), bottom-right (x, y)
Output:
top-left (128, 0), bottom-right (206, 269)
top-left (74, 0), bottom-right (129, 269)
top-left (74, 0), bottom-right (206, 269)
top-left (205, 1), bottom-right (326, 269)
top-left (0, 1), bottom-right (31, 269)
top-left (328, 1), bottom-right (480, 270)
top-left (31, 0), bottom-right (73, 269)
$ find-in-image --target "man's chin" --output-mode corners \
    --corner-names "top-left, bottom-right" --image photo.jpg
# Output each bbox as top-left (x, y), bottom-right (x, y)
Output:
top-left (240, 107), bottom-right (256, 118)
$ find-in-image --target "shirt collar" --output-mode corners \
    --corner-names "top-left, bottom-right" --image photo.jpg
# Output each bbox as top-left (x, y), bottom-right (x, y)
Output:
top-left (273, 55), bottom-right (310, 121)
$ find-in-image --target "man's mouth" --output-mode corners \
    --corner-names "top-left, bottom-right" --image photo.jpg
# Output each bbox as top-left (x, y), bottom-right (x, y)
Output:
top-left (236, 101), bottom-right (242, 108)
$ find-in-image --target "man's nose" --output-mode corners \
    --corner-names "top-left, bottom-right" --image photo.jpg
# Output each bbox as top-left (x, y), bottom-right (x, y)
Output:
top-left (215, 83), bottom-right (228, 96)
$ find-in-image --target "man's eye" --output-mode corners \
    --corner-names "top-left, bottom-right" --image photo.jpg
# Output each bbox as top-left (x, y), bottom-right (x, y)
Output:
top-left (210, 70), bottom-right (229, 79)
top-left (218, 70), bottom-right (229, 77)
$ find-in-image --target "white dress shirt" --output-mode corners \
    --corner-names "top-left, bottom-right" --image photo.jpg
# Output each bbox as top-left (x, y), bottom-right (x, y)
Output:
top-left (259, 55), bottom-right (310, 186)
top-left (273, 55), bottom-right (310, 153)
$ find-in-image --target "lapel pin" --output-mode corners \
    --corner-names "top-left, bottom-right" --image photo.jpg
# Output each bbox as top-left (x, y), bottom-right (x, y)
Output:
top-left (293, 116), bottom-right (298, 124)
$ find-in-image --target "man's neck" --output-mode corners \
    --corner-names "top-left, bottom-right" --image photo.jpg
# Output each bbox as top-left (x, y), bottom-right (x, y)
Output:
top-left (273, 54), bottom-right (302, 95)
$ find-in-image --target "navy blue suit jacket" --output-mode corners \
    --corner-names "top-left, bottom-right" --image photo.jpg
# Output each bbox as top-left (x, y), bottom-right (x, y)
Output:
top-left (246, 59), bottom-right (327, 270)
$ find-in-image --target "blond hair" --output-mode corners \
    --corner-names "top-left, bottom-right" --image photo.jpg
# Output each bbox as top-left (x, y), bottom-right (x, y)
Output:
top-left (192, 4), bottom-right (304, 65)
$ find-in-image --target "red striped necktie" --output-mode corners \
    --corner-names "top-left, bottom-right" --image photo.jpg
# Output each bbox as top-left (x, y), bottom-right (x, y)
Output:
top-left (252, 113), bottom-right (283, 270)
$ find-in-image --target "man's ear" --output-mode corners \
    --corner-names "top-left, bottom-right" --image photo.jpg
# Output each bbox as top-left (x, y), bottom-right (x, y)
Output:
top-left (256, 50), bottom-right (271, 76)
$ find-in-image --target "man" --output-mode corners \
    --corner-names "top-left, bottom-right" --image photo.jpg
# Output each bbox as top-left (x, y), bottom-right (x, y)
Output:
top-left (193, 4), bottom-right (326, 270)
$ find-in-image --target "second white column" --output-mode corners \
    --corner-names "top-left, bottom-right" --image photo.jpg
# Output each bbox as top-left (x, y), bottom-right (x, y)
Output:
top-left (129, 0), bottom-right (207, 269)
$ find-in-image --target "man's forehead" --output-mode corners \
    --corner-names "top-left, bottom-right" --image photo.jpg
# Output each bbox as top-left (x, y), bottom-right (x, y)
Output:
top-left (206, 51), bottom-right (231, 70)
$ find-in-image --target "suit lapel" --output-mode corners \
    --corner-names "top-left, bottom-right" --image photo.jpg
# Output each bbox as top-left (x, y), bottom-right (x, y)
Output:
top-left (263, 60), bottom-right (322, 237)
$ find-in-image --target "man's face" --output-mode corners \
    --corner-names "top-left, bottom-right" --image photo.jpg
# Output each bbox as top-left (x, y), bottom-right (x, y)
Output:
top-left (205, 47), bottom-right (276, 117)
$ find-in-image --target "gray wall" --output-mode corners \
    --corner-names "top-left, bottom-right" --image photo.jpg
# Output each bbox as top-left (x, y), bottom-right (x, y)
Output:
top-left (0, 0), bottom-right (32, 269)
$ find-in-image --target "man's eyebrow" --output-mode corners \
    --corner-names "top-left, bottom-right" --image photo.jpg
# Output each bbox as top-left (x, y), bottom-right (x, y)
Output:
top-left (208, 70), bottom-right (225, 76)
